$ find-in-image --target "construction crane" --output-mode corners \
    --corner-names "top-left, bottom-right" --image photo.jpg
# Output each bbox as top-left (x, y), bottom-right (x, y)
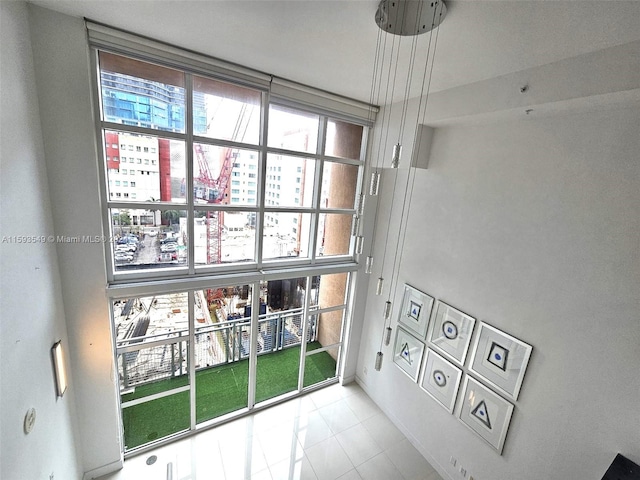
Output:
top-left (192, 103), bottom-right (254, 268)
top-left (193, 145), bottom-right (228, 267)
top-left (194, 104), bottom-right (254, 306)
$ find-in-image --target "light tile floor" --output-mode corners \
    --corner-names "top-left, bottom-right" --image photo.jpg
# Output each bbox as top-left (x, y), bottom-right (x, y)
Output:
top-left (99, 383), bottom-right (444, 480)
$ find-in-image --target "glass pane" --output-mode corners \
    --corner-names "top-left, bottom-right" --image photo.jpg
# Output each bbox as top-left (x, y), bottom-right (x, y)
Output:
top-left (316, 213), bottom-right (353, 257)
top-left (310, 273), bottom-right (348, 308)
top-left (307, 313), bottom-right (319, 343)
top-left (105, 131), bottom-right (186, 204)
top-left (195, 286), bottom-right (252, 423)
top-left (255, 278), bottom-right (307, 403)
top-left (260, 304), bottom-right (305, 352)
top-left (114, 291), bottom-right (192, 451)
top-left (193, 75), bottom-right (261, 144)
top-left (99, 52), bottom-right (186, 133)
top-left (194, 286), bottom-right (252, 365)
top-left (194, 210), bottom-right (256, 265)
top-left (325, 119), bottom-right (364, 160)
top-left (113, 292), bottom-right (190, 346)
top-left (110, 209), bottom-right (188, 270)
top-left (316, 309), bottom-right (345, 347)
top-left (196, 359), bottom-right (249, 424)
top-left (268, 105), bottom-right (319, 154)
top-left (320, 161), bottom-right (358, 210)
top-left (303, 346), bottom-right (338, 388)
top-left (263, 212), bottom-right (311, 260)
top-left (122, 391), bottom-right (190, 450)
top-left (255, 341), bottom-right (300, 404)
top-left (118, 342), bottom-right (189, 399)
top-left (193, 143), bottom-right (259, 207)
top-left (264, 277), bottom-right (307, 313)
top-left (266, 154), bottom-right (315, 208)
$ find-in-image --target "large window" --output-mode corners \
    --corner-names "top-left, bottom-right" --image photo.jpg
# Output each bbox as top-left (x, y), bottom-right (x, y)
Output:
top-left (96, 52), bottom-right (364, 276)
top-left (93, 48), bottom-right (368, 454)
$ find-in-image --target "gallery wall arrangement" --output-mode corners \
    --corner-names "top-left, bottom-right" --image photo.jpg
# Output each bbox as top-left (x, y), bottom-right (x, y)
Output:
top-left (390, 283), bottom-right (533, 454)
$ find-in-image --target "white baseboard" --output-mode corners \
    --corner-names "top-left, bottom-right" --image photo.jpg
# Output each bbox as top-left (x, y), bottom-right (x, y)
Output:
top-left (341, 374), bottom-right (357, 385)
top-left (83, 458), bottom-right (124, 480)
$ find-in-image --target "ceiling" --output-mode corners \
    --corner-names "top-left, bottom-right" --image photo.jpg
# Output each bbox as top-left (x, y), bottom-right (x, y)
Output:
top-left (29, 0), bottom-right (640, 105)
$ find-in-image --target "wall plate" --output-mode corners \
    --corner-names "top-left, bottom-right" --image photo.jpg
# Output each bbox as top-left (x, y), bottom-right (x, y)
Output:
top-left (24, 407), bottom-right (36, 434)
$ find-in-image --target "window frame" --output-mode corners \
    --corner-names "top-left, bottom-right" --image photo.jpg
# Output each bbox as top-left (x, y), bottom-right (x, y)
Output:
top-left (88, 41), bottom-right (371, 455)
top-left (91, 49), bottom-right (369, 284)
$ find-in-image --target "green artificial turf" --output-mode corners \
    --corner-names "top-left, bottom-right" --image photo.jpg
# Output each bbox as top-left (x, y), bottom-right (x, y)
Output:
top-left (303, 349), bottom-right (339, 388)
top-left (122, 342), bottom-right (336, 450)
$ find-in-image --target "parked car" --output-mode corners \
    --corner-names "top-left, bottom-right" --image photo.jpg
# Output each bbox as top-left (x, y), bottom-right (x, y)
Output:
top-left (161, 243), bottom-right (177, 253)
top-left (114, 252), bottom-right (134, 263)
top-left (116, 243), bottom-right (136, 253)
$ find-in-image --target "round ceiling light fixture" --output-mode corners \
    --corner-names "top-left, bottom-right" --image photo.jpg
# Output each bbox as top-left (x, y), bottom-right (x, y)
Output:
top-left (375, 0), bottom-right (447, 36)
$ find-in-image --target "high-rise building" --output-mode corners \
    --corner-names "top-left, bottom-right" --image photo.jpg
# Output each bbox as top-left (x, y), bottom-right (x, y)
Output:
top-left (100, 70), bottom-right (207, 133)
top-left (101, 69), bottom-right (207, 226)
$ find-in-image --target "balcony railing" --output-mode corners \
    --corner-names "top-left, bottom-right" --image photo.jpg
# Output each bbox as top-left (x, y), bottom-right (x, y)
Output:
top-left (116, 308), bottom-right (317, 391)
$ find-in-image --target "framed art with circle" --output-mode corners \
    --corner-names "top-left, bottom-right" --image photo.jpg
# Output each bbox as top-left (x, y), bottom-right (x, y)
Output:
top-left (419, 348), bottom-right (463, 413)
top-left (468, 322), bottom-right (533, 401)
top-left (428, 300), bottom-right (476, 366)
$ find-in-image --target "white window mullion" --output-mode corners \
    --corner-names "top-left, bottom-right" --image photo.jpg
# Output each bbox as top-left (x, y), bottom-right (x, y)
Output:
top-left (247, 281), bottom-right (261, 409)
top-left (256, 91), bottom-right (270, 268)
top-left (100, 122), bottom-right (187, 142)
top-left (188, 290), bottom-right (196, 429)
top-left (337, 271), bottom-right (357, 381)
top-left (90, 48), bottom-right (118, 283)
top-left (297, 275), bottom-right (313, 391)
top-left (185, 74), bottom-right (195, 275)
top-left (309, 117), bottom-right (327, 264)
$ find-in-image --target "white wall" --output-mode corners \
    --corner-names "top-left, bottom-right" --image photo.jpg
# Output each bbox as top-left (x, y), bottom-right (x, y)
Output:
top-left (0, 2), bottom-right (81, 479)
top-left (356, 105), bottom-right (640, 479)
top-left (27, 5), bottom-right (123, 479)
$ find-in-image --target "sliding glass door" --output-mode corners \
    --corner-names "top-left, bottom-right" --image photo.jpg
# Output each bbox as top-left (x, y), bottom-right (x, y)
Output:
top-left (112, 273), bottom-right (350, 451)
top-left (114, 292), bottom-right (191, 450)
top-left (194, 285), bottom-right (252, 424)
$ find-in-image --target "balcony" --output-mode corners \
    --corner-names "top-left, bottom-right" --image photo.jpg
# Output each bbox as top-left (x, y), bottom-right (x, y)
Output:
top-left (117, 308), bottom-right (338, 450)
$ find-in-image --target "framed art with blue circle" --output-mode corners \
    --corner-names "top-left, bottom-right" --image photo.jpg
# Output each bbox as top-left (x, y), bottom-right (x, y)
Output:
top-left (419, 348), bottom-right (463, 413)
top-left (427, 300), bottom-right (476, 366)
top-left (397, 284), bottom-right (434, 339)
top-left (468, 322), bottom-right (533, 401)
top-left (457, 375), bottom-right (514, 455)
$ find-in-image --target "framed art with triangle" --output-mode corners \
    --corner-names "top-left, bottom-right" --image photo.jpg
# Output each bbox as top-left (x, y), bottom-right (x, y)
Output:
top-left (392, 326), bottom-right (425, 381)
top-left (457, 375), bottom-right (514, 454)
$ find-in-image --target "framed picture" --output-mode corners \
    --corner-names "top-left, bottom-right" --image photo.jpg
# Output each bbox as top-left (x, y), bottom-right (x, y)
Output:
top-left (468, 323), bottom-right (533, 401)
top-left (397, 284), bottom-right (434, 339)
top-left (392, 327), bottom-right (425, 381)
top-left (428, 300), bottom-right (476, 366)
top-left (419, 348), bottom-right (463, 414)
top-left (458, 375), bottom-right (514, 454)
